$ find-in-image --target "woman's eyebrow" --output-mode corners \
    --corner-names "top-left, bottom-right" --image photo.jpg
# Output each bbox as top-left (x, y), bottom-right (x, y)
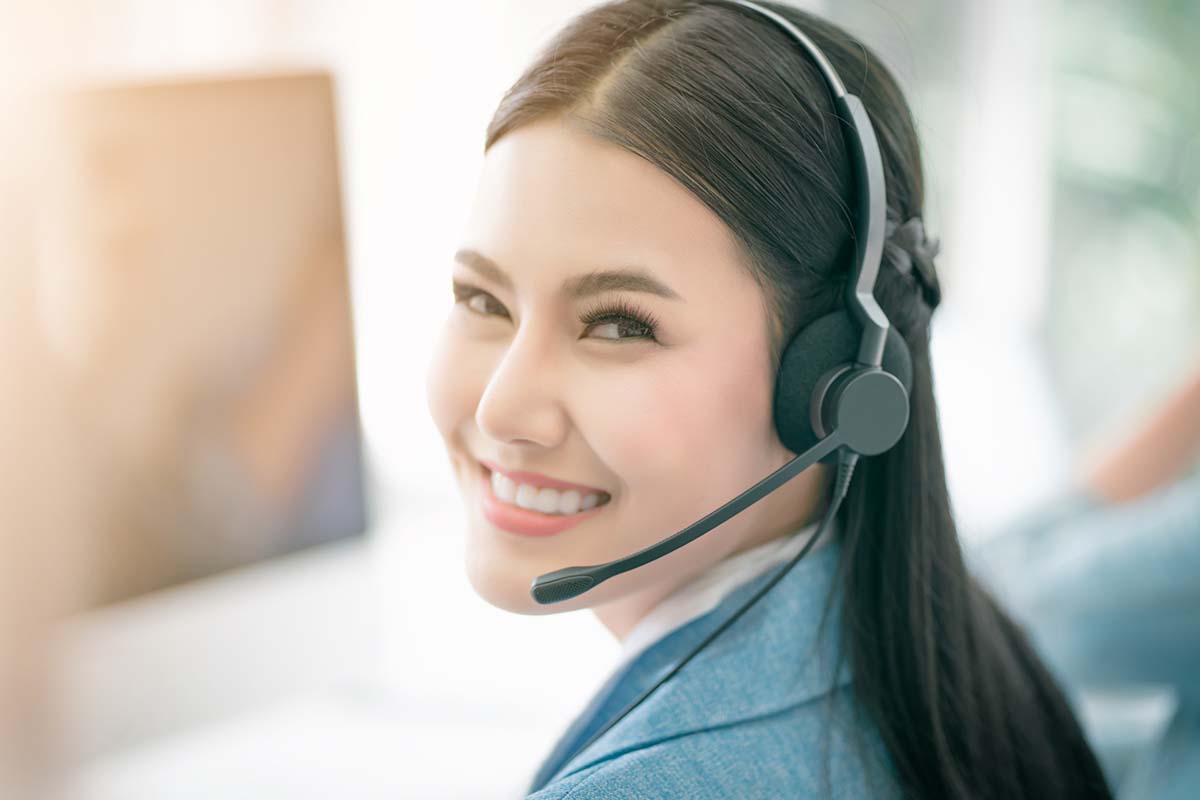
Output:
top-left (453, 248), bottom-right (684, 302)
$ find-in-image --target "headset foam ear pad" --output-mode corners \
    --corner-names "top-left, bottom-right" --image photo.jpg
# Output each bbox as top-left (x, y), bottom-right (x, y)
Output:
top-left (773, 311), bottom-right (912, 455)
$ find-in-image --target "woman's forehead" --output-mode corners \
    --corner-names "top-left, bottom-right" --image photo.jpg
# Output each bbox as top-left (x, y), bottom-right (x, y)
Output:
top-left (463, 117), bottom-right (748, 299)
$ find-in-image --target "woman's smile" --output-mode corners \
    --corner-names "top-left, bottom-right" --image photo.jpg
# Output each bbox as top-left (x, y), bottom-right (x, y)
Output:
top-left (424, 114), bottom-right (812, 616)
top-left (476, 459), bottom-right (612, 537)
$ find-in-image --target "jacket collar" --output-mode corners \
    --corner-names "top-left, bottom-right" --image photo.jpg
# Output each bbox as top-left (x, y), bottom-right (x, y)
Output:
top-left (531, 535), bottom-right (850, 790)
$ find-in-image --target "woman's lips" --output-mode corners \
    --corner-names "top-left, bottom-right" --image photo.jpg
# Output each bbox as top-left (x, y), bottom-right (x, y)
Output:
top-left (477, 462), bottom-right (609, 537)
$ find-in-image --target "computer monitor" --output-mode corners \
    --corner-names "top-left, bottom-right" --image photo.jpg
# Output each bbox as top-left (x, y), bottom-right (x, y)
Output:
top-left (32, 71), bottom-right (368, 608)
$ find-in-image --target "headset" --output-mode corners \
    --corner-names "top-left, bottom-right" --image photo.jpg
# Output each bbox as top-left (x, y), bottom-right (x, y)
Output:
top-left (526, 0), bottom-right (914, 785)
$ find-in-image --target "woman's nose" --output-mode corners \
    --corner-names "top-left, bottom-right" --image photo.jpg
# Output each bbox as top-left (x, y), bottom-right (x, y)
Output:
top-left (474, 326), bottom-right (568, 449)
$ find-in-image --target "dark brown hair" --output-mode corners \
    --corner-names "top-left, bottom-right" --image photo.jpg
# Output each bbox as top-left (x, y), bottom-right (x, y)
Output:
top-left (485, 2), bottom-right (1113, 797)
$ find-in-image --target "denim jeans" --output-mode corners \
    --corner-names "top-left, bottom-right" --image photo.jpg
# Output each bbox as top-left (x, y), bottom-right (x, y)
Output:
top-left (969, 466), bottom-right (1200, 799)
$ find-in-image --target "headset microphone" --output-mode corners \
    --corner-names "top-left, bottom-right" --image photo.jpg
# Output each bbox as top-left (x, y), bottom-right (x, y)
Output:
top-left (530, 0), bottom-right (911, 608)
top-left (525, 0), bottom-right (916, 787)
top-left (530, 431), bottom-right (845, 604)
top-left (531, 357), bottom-right (908, 604)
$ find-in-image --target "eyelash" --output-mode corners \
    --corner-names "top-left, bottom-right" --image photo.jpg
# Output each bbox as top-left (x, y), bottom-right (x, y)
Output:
top-left (451, 280), bottom-right (661, 343)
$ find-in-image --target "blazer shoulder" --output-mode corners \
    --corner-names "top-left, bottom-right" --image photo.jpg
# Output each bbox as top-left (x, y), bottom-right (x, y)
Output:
top-left (527, 686), bottom-right (902, 800)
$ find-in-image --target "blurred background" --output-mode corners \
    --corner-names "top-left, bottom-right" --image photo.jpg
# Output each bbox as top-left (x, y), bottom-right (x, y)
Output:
top-left (0, 0), bottom-right (1195, 798)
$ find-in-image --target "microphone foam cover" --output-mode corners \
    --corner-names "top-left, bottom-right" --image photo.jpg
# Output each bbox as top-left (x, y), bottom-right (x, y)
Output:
top-left (531, 575), bottom-right (595, 605)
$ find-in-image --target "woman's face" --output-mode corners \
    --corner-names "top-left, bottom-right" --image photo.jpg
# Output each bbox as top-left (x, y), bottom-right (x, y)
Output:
top-left (425, 115), bottom-right (828, 632)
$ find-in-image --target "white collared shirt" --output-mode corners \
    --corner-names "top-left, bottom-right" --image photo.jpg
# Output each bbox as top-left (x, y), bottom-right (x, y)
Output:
top-left (612, 514), bottom-right (836, 672)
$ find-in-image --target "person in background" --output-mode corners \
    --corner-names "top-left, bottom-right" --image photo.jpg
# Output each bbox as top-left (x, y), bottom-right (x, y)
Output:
top-left (972, 349), bottom-right (1200, 800)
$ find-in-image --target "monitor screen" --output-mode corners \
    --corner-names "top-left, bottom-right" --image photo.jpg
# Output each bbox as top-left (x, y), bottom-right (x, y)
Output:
top-left (32, 71), bottom-right (368, 608)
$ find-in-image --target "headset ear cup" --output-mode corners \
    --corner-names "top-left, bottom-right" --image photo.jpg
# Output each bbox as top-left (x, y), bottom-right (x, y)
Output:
top-left (773, 311), bottom-right (913, 456)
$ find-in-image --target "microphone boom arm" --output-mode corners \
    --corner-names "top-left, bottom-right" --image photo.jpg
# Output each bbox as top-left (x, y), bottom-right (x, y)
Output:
top-left (530, 430), bottom-right (846, 604)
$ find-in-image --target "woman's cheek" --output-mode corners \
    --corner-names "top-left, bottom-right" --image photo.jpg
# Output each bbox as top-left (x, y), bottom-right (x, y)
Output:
top-left (578, 364), bottom-right (702, 485)
top-left (424, 325), bottom-right (482, 445)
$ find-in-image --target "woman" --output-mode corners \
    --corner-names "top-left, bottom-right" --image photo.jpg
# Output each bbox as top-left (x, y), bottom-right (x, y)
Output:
top-left (424, 1), bottom-right (1114, 797)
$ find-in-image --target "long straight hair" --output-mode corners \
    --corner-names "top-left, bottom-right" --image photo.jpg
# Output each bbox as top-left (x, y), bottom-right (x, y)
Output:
top-left (483, 2), bottom-right (1114, 797)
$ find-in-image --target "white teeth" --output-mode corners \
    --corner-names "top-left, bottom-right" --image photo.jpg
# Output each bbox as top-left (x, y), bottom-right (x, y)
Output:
top-left (515, 484), bottom-right (539, 510)
top-left (491, 471), bottom-right (517, 503)
top-left (489, 470), bottom-right (606, 516)
top-left (557, 490), bottom-right (582, 515)
top-left (535, 488), bottom-right (559, 514)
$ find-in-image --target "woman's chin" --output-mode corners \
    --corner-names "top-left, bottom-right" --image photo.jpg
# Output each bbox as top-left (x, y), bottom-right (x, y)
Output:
top-left (464, 548), bottom-right (565, 616)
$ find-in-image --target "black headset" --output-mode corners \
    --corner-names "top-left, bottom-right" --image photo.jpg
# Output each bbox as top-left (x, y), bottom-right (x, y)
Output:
top-left (527, 0), bottom-right (914, 783)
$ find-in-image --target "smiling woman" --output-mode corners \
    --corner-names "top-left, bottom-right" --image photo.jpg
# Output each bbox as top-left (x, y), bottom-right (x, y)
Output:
top-left (428, 112), bottom-right (812, 626)
top-left (422, 1), bottom-right (1113, 798)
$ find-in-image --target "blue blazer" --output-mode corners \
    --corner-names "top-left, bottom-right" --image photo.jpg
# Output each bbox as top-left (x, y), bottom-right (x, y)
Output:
top-left (525, 538), bottom-right (901, 798)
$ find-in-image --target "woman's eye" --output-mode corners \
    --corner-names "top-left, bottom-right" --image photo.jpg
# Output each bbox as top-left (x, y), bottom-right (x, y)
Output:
top-left (451, 281), bottom-right (659, 344)
top-left (580, 313), bottom-right (657, 342)
top-left (466, 290), bottom-right (508, 318)
top-left (453, 282), bottom-right (510, 319)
